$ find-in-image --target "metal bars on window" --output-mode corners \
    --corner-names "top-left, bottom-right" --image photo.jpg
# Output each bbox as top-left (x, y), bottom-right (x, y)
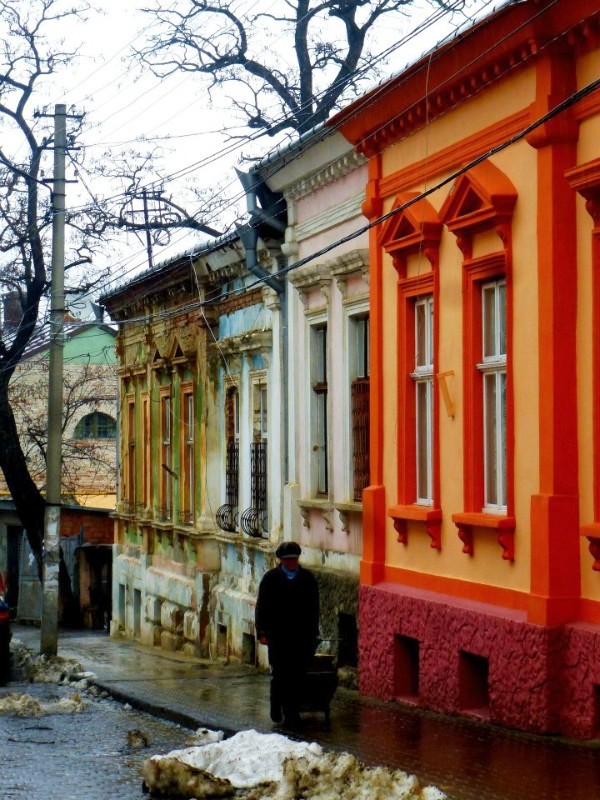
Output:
top-left (351, 378), bottom-right (370, 501)
top-left (216, 387), bottom-right (240, 533)
top-left (241, 441), bottom-right (268, 538)
top-left (216, 441), bottom-right (240, 533)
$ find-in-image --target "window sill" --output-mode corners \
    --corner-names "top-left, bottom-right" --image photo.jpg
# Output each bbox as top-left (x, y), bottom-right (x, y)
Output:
top-left (388, 504), bottom-right (442, 550)
top-left (452, 512), bottom-right (515, 561)
top-left (298, 498), bottom-right (333, 531)
top-left (580, 523), bottom-right (600, 571)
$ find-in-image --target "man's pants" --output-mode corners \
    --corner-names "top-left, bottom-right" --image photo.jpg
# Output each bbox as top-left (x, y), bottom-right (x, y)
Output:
top-left (268, 644), bottom-right (313, 721)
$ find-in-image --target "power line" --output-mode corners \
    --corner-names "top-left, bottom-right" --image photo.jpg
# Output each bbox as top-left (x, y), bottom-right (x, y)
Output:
top-left (74, 0), bottom-right (565, 303)
top-left (94, 72), bottom-right (600, 330)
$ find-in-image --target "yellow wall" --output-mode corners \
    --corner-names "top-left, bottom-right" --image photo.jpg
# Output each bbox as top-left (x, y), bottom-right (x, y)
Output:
top-left (378, 69), bottom-right (542, 593)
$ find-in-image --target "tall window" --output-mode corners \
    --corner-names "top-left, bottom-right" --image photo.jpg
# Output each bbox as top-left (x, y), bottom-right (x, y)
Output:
top-left (311, 324), bottom-right (328, 495)
top-left (351, 315), bottom-right (370, 501)
top-left (217, 386), bottom-right (240, 533)
top-left (478, 279), bottom-right (507, 511)
top-left (141, 395), bottom-right (150, 508)
top-left (241, 381), bottom-right (268, 538)
top-left (226, 385), bottom-right (240, 507)
top-left (126, 399), bottom-right (135, 507)
top-left (181, 388), bottom-right (194, 524)
top-left (411, 296), bottom-right (434, 505)
top-left (160, 391), bottom-right (172, 519)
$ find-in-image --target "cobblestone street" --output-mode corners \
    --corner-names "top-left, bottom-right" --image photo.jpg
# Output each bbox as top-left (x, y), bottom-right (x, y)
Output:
top-left (0, 682), bottom-right (192, 799)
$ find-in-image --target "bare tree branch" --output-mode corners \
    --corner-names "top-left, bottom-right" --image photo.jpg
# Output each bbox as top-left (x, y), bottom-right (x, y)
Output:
top-left (135, 0), bottom-right (465, 135)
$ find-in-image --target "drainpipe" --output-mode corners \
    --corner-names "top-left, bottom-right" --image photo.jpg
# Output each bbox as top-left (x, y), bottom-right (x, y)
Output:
top-left (236, 179), bottom-right (289, 496)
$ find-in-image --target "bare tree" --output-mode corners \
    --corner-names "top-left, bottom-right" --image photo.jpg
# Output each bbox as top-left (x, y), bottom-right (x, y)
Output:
top-left (7, 357), bottom-right (117, 502)
top-left (0, 0), bottom-right (100, 575)
top-left (0, 0), bottom-right (221, 581)
top-left (135, 0), bottom-right (464, 137)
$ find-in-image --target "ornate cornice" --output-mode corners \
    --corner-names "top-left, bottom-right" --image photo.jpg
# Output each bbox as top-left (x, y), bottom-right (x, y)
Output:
top-left (353, 15), bottom-right (600, 159)
top-left (287, 150), bottom-right (367, 200)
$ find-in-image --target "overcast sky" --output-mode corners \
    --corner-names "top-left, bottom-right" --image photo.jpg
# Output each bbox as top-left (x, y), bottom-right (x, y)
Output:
top-left (26, 0), bottom-right (495, 292)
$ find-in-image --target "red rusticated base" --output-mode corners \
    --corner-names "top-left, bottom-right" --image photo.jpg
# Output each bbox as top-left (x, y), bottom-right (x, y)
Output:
top-left (359, 583), bottom-right (600, 739)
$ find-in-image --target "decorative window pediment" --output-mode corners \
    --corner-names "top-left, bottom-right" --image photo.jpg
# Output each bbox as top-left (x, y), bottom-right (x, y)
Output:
top-left (440, 162), bottom-right (517, 254)
top-left (330, 248), bottom-right (369, 299)
top-left (150, 346), bottom-right (166, 370)
top-left (210, 328), bottom-right (273, 359)
top-left (379, 193), bottom-right (442, 277)
top-left (288, 261), bottom-right (332, 306)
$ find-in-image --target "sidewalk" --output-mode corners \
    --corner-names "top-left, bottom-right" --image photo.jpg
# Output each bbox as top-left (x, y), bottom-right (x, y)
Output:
top-left (11, 625), bottom-right (600, 800)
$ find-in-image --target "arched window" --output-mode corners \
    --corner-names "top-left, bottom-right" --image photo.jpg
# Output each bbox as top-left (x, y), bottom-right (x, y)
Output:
top-left (73, 412), bottom-right (116, 440)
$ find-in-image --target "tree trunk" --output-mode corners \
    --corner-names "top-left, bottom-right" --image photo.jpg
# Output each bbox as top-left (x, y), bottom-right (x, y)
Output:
top-left (0, 379), bottom-right (80, 624)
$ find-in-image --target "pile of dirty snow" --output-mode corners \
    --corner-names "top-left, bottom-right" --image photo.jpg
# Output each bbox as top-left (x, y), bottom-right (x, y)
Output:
top-left (142, 729), bottom-right (445, 800)
top-left (0, 692), bottom-right (85, 717)
top-left (10, 638), bottom-right (85, 683)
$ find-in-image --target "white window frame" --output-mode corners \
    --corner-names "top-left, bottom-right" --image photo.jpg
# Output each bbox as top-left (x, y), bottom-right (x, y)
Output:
top-left (477, 279), bottom-right (507, 512)
top-left (410, 295), bottom-right (434, 506)
top-left (345, 300), bottom-right (370, 502)
top-left (306, 313), bottom-right (329, 497)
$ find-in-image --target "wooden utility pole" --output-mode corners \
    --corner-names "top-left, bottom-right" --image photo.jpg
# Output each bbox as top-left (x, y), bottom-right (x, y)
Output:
top-left (40, 104), bottom-right (67, 656)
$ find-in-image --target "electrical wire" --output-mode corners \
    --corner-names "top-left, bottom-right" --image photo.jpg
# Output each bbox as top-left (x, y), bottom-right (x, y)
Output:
top-left (88, 71), bottom-right (600, 330)
top-left (77, 0), bottom-right (568, 305)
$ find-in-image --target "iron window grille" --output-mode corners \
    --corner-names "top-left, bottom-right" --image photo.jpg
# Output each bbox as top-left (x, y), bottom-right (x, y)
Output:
top-left (216, 440), bottom-right (240, 533)
top-left (241, 441), bottom-right (268, 538)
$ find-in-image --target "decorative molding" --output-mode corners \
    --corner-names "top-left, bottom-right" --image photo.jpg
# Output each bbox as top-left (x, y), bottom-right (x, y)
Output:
top-left (380, 110), bottom-right (530, 202)
top-left (379, 193), bottom-right (442, 278)
top-left (295, 193), bottom-right (365, 242)
top-left (388, 505), bottom-right (442, 550)
top-left (208, 328), bottom-right (273, 358)
top-left (299, 506), bottom-right (310, 528)
top-left (263, 287), bottom-right (280, 311)
top-left (452, 512), bottom-right (516, 561)
top-left (330, 249), bottom-right (370, 297)
top-left (288, 261), bottom-right (333, 306)
top-left (297, 498), bottom-right (333, 531)
top-left (566, 158), bottom-right (600, 224)
top-left (287, 151), bottom-right (367, 200)
top-left (581, 525), bottom-right (600, 571)
top-left (334, 502), bottom-right (362, 532)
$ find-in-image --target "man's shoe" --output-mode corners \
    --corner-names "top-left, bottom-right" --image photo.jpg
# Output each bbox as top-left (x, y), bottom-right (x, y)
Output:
top-left (270, 701), bottom-right (283, 723)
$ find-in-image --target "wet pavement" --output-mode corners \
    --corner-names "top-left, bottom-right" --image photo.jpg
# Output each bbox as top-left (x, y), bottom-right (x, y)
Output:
top-left (7, 625), bottom-right (600, 800)
top-left (0, 681), bottom-right (194, 799)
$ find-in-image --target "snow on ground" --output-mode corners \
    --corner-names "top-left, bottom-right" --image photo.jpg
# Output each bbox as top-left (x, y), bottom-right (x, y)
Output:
top-left (0, 691), bottom-right (85, 716)
top-left (142, 729), bottom-right (446, 800)
top-left (0, 639), bottom-right (105, 717)
top-left (10, 638), bottom-right (86, 683)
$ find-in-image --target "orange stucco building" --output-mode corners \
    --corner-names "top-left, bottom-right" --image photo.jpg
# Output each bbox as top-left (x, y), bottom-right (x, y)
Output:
top-left (332, 0), bottom-right (600, 737)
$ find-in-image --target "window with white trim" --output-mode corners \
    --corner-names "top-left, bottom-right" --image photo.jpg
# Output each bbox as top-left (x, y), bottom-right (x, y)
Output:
top-left (411, 295), bottom-right (434, 505)
top-left (311, 323), bottom-right (328, 496)
top-left (478, 279), bottom-right (507, 511)
top-left (350, 314), bottom-right (370, 501)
